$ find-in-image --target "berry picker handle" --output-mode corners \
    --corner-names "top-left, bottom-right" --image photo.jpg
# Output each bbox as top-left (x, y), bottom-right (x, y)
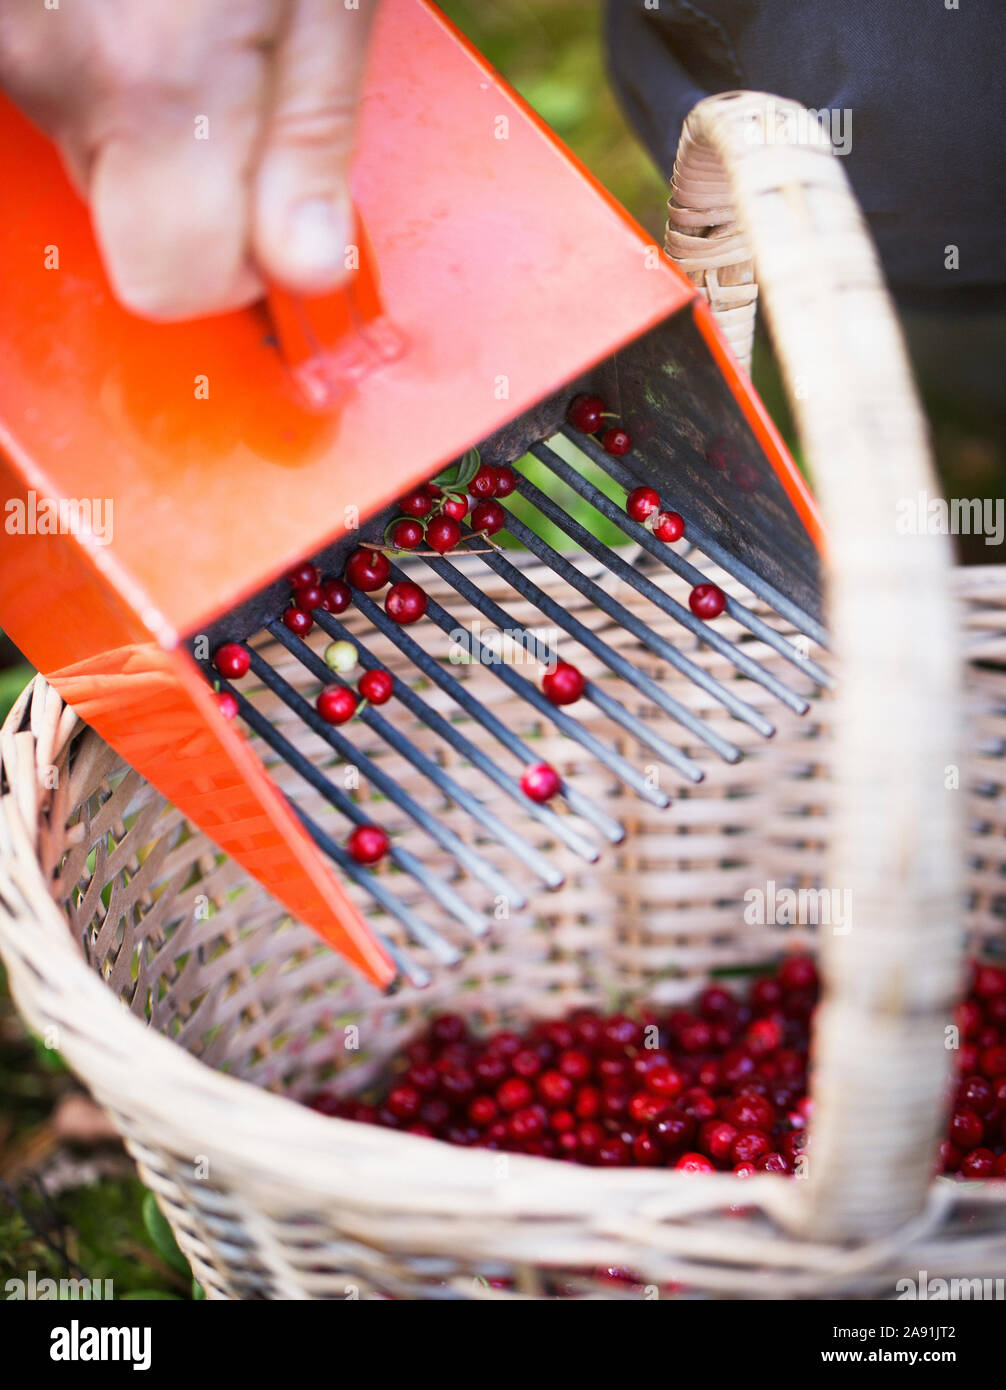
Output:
top-left (666, 92), bottom-right (962, 1243)
top-left (266, 209), bottom-right (402, 409)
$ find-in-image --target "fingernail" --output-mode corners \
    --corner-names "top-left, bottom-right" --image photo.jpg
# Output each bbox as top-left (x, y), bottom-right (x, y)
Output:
top-left (287, 196), bottom-right (347, 276)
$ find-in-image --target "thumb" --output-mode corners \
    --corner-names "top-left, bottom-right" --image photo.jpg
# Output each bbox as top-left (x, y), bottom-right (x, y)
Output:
top-left (252, 0), bottom-right (376, 293)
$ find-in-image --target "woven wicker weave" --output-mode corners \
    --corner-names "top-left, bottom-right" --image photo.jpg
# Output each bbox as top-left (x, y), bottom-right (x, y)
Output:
top-left (0, 92), bottom-right (1004, 1298)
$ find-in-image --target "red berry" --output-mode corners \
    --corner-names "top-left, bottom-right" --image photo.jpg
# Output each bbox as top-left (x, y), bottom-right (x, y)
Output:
top-left (346, 824), bottom-right (390, 865)
top-left (995, 1153), bottom-right (1006, 1178)
top-left (574, 1085), bottom-right (602, 1120)
top-left (321, 578), bottom-right (352, 613)
top-left (282, 605), bottom-right (313, 636)
top-left (689, 582), bottom-right (727, 620)
top-left (959, 1075), bottom-right (995, 1117)
top-left (213, 642), bottom-right (250, 679)
top-left (960, 1147), bottom-right (996, 1179)
top-left (520, 763), bottom-right (561, 803)
top-left (295, 583), bottom-right (324, 611)
top-left (559, 1049), bottom-right (591, 1082)
top-left (426, 516), bottom-right (462, 553)
top-left (387, 1084), bottom-right (421, 1120)
top-left (650, 1112), bottom-right (694, 1153)
top-left (733, 1161), bottom-right (757, 1177)
top-left (628, 1091), bottom-right (666, 1124)
top-left (745, 1018), bottom-right (783, 1057)
top-left (752, 977), bottom-right (784, 1012)
top-left (385, 581), bottom-right (428, 625)
top-left (497, 1078), bottom-right (532, 1113)
top-left (441, 494), bottom-right (469, 521)
top-left (431, 1014), bottom-right (467, 1045)
top-left (510, 1107), bottom-right (544, 1140)
top-left (731, 1130), bottom-right (772, 1165)
top-left (550, 1108), bottom-right (575, 1134)
top-left (542, 661), bottom-right (585, 707)
top-left (566, 394), bottom-right (606, 433)
top-left (390, 518), bottom-right (424, 550)
top-left (626, 486), bottom-right (660, 523)
top-left (675, 1152), bottom-right (715, 1174)
top-left (723, 1094), bottom-right (775, 1132)
top-left (646, 1064), bottom-right (685, 1100)
top-left (974, 964), bottom-right (1006, 998)
top-left (286, 562), bottom-right (318, 589)
top-left (215, 690), bottom-right (239, 719)
top-left (980, 1045), bottom-right (1006, 1079)
top-left (601, 427), bottom-right (631, 456)
top-left (633, 1132), bottom-right (661, 1165)
top-left (699, 1120), bottom-right (740, 1163)
top-left (471, 499), bottom-right (505, 535)
top-left (596, 1136), bottom-right (630, 1167)
top-left (949, 1109), bottom-right (984, 1149)
top-left (653, 511), bottom-right (685, 543)
top-left (756, 1152), bottom-right (791, 1174)
top-left (397, 487), bottom-right (436, 518)
top-left (317, 685), bottom-right (358, 725)
top-left (779, 956), bottom-right (819, 992)
top-left (358, 669), bottom-right (394, 704)
top-left (538, 1071), bottom-right (574, 1107)
top-left (470, 464), bottom-right (499, 499)
top-left (494, 466), bottom-right (517, 497)
top-left (956, 999), bottom-right (983, 1040)
top-left (345, 547), bottom-right (391, 591)
top-left (512, 1047), bottom-right (542, 1079)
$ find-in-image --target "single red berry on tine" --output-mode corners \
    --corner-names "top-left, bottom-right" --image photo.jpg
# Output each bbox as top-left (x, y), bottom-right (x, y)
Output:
top-left (321, 578), bottom-right (352, 613)
top-left (442, 494), bottom-right (469, 521)
top-left (689, 582), bottom-right (727, 620)
top-left (653, 511), bottom-right (685, 543)
top-left (601, 427), bottom-right (632, 456)
top-left (427, 516), bottom-right (462, 554)
top-left (317, 685), bottom-right (358, 725)
top-left (347, 824), bottom-right (390, 865)
top-left (285, 561), bottom-right (317, 588)
top-left (295, 583), bottom-right (324, 611)
top-left (471, 500), bottom-right (505, 535)
top-left (566, 394), bottom-right (606, 433)
top-left (470, 464), bottom-right (499, 498)
top-left (521, 763), bottom-right (561, 803)
top-left (542, 661), bottom-right (586, 706)
top-left (282, 605), bottom-right (313, 636)
top-left (385, 581), bottom-right (428, 625)
top-left (213, 643), bottom-right (250, 679)
top-left (626, 486), bottom-right (660, 523)
top-left (397, 487), bottom-right (435, 518)
top-left (358, 669), bottom-right (394, 705)
top-left (494, 466), bottom-right (517, 497)
top-left (345, 548), bottom-right (391, 591)
top-left (214, 690), bottom-right (239, 719)
top-left (390, 518), bottom-right (424, 550)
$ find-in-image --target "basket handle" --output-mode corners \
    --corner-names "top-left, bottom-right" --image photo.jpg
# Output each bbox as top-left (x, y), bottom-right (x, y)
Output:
top-left (666, 93), bottom-right (963, 1241)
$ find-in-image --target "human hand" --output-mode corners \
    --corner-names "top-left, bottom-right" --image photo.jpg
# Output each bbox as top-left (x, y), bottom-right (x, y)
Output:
top-left (0, 0), bottom-right (376, 319)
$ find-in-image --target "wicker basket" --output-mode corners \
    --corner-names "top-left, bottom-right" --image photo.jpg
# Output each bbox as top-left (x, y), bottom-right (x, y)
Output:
top-left (1, 92), bottom-right (1005, 1299)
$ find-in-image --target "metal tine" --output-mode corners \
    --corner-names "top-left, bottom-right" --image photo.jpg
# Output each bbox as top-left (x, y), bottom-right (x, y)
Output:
top-left (409, 555), bottom-right (677, 805)
top-left (347, 592), bottom-right (603, 864)
top-left (254, 633), bottom-right (527, 909)
top-left (292, 805), bottom-right (444, 982)
top-left (314, 609), bottom-right (570, 886)
top-left (383, 563), bottom-right (627, 843)
top-left (455, 525), bottom-right (752, 761)
top-left (528, 441), bottom-right (818, 712)
top-left (223, 679), bottom-right (491, 939)
top-left (560, 428), bottom-right (832, 661)
top-left (267, 621), bottom-right (540, 907)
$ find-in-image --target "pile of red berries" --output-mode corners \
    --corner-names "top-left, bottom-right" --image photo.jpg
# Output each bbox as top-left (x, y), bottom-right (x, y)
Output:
top-left (311, 957), bottom-right (1006, 1181)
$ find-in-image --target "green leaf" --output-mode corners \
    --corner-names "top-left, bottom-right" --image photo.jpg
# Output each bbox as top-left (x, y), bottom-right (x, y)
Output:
top-left (120, 1289), bottom-right (181, 1301)
top-left (433, 447), bottom-right (480, 494)
top-left (192, 1279), bottom-right (206, 1300)
top-left (141, 1191), bottom-right (191, 1276)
